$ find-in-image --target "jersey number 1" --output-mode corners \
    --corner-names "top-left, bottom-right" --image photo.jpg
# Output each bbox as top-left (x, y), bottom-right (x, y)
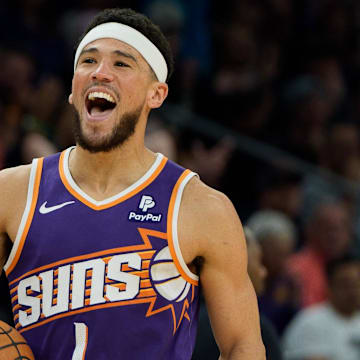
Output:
top-left (72, 322), bottom-right (88, 360)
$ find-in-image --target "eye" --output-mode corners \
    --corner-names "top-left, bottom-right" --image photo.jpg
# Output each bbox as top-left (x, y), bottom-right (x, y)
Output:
top-left (114, 61), bottom-right (129, 67)
top-left (82, 58), bottom-right (96, 64)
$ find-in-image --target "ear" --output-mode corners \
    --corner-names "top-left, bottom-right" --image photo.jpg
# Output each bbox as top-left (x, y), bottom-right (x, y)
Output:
top-left (147, 82), bottom-right (168, 109)
top-left (68, 93), bottom-right (73, 104)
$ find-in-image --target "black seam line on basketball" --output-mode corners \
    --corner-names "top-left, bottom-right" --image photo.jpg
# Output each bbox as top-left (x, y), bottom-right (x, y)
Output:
top-left (0, 325), bottom-right (22, 357)
top-left (0, 326), bottom-right (13, 335)
top-left (0, 342), bottom-right (28, 350)
top-left (15, 357), bottom-right (32, 360)
top-left (151, 260), bottom-right (174, 264)
top-left (151, 274), bottom-right (181, 284)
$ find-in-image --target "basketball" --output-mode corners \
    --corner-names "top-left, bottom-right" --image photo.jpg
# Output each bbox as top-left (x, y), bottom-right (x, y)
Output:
top-left (151, 246), bottom-right (191, 302)
top-left (0, 320), bottom-right (35, 360)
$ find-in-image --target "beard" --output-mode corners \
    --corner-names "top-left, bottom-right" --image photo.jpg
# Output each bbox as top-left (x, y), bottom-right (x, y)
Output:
top-left (72, 105), bottom-right (143, 153)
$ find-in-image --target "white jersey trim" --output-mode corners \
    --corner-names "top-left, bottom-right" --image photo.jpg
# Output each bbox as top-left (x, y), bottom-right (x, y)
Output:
top-left (4, 159), bottom-right (39, 272)
top-left (172, 171), bottom-right (199, 282)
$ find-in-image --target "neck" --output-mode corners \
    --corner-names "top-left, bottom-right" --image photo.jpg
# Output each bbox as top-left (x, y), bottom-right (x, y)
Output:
top-left (68, 138), bottom-right (157, 201)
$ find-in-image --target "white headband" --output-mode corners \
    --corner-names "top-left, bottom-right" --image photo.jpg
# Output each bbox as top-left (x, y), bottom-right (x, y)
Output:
top-left (74, 22), bottom-right (168, 82)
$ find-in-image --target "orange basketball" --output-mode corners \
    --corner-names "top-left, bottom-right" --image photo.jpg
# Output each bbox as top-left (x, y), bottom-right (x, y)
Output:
top-left (0, 320), bottom-right (35, 360)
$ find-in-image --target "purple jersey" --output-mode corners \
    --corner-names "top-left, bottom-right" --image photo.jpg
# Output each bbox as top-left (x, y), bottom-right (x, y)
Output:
top-left (4, 147), bottom-right (200, 359)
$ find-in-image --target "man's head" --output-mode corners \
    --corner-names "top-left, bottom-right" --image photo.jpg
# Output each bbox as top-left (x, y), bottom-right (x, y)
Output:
top-left (243, 227), bottom-right (267, 295)
top-left (69, 8), bottom-right (173, 153)
top-left (246, 210), bottom-right (296, 279)
top-left (326, 255), bottom-right (360, 316)
top-left (75, 8), bottom-right (174, 82)
top-left (305, 201), bottom-right (351, 260)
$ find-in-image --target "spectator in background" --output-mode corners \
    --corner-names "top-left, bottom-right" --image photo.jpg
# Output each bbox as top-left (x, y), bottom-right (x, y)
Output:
top-left (0, 48), bottom-right (58, 166)
top-left (246, 210), bottom-right (299, 335)
top-left (307, 55), bottom-right (346, 114)
top-left (276, 75), bottom-right (333, 164)
top-left (0, 48), bottom-right (36, 166)
top-left (301, 121), bottom-right (360, 254)
top-left (143, 0), bottom-right (184, 105)
top-left (0, 0), bottom-right (67, 76)
top-left (20, 74), bottom-right (63, 162)
top-left (178, 135), bottom-right (234, 189)
top-left (283, 255), bottom-right (360, 360)
top-left (199, 0), bottom-right (286, 215)
top-left (286, 200), bottom-right (352, 308)
top-left (256, 168), bottom-right (303, 224)
top-left (245, 227), bottom-right (283, 360)
top-left (192, 227), bottom-right (283, 360)
top-left (143, 0), bottom-right (212, 107)
top-left (195, 0), bottom-right (279, 137)
top-left (145, 113), bottom-right (178, 161)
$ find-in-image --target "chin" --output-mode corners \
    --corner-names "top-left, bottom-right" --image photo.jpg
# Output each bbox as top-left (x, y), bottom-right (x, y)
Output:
top-left (72, 105), bottom-right (141, 153)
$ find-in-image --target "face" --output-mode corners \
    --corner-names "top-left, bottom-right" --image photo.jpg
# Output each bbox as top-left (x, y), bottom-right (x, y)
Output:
top-left (247, 240), bottom-right (267, 295)
top-left (329, 262), bottom-right (360, 315)
top-left (261, 235), bottom-right (294, 278)
top-left (308, 203), bottom-right (351, 260)
top-left (69, 37), bottom-right (165, 152)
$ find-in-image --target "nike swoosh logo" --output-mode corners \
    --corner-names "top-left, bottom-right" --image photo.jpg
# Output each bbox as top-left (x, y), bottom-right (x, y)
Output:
top-left (39, 201), bottom-right (75, 214)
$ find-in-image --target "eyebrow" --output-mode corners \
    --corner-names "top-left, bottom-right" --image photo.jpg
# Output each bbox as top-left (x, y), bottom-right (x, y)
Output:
top-left (79, 47), bottom-right (138, 63)
top-left (113, 50), bottom-right (137, 63)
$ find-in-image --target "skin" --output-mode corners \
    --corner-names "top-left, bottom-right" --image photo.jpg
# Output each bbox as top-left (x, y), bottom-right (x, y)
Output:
top-left (0, 37), bottom-right (265, 359)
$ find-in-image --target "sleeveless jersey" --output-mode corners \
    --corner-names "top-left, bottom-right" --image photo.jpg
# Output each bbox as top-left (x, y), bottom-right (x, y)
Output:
top-left (4, 147), bottom-right (200, 360)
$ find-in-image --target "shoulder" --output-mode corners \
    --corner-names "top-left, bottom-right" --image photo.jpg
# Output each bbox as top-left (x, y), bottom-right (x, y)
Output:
top-left (178, 176), bottom-right (244, 259)
top-left (181, 176), bottom-right (240, 230)
top-left (0, 163), bottom-right (32, 190)
top-left (0, 164), bottom-right (32, 198)
top-left (181, 176), bottom-right (234, 214)
top-left (0, 164), bottom-right (32, 232)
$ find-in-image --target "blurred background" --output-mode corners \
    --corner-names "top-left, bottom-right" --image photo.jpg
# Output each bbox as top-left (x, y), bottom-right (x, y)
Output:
top-left (2, 0), bottom-right (360, 358)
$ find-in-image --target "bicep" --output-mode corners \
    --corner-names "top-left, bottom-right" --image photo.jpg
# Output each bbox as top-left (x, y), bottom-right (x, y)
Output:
top-left (196, 194), bottom-right (264, 358)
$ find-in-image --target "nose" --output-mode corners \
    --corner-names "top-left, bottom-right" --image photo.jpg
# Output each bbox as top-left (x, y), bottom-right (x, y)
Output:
top-left (91, 61), bottom-right (114, 82)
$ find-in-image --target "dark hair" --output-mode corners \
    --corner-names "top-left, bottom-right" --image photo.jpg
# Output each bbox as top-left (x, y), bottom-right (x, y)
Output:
top-left (76, 8), bottom-right (174, 82)
top-left (326, 254), bottom-right (360, 282)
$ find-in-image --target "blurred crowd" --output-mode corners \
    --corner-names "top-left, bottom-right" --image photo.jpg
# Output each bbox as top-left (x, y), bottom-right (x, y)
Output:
top-left (2, 0), bottom-right (360, 358)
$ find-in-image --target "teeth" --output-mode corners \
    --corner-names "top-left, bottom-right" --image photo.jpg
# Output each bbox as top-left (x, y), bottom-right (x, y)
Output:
top-left (88, 91), bottom-right (115, 103)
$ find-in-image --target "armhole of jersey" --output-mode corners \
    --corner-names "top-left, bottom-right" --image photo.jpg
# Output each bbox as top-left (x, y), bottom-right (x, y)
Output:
top-left (4, 158), bottom-right (43, 276)
top-left (167, 169), bottom-right (199, 285)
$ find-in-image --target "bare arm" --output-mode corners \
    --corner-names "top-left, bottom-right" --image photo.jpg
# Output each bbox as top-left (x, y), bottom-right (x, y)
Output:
top-left (0, 165), bottom-right (31, 274)
top-left (179, 178), bottom-right (265, 359)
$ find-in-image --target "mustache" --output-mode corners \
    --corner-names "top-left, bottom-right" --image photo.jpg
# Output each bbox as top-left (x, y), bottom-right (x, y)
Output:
top-left (81, 82), bottom-right (120, 102)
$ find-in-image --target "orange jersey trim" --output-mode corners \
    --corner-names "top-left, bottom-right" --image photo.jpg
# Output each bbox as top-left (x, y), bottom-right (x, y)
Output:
top-left (82, 325), bottom-right (88, 360)
top-left (58, 150), bottom-right (168, 211)
top-left (8, 228), bottom-right (165, 286)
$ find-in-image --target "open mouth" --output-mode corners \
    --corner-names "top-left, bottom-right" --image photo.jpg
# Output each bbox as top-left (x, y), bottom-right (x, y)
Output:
top-left (86, 91), bottom-right (117, 117)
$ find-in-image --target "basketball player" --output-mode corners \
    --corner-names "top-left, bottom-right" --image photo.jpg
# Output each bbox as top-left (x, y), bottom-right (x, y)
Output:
top-left (0, 8), bottom-right (265, 360)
